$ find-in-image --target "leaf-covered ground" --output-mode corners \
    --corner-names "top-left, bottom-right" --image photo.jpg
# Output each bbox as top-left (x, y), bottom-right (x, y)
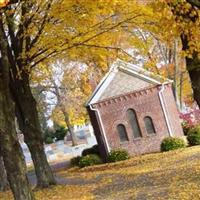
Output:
top-left (2, 146), bottom-right (200, 200)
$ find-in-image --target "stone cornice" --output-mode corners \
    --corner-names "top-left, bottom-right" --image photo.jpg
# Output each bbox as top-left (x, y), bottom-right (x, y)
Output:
top-left (93, 83), bottom-right (172, 108)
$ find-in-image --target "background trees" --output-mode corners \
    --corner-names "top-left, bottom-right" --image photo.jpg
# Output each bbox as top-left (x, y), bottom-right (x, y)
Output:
top-left (170, 0), bottom-right (200, 107)
top-left (150, 0), bottom-right (200, 108)
top-left (0, 0), bottom-right (199, 199)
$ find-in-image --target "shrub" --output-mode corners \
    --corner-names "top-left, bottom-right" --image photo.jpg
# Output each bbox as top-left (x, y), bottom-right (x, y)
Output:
top-left (70, 156), bottom-right (81, 167)
top-left (161, 137), bottom-right (186, 152)
top-left (180, 110), bottom-right (200, 134)
top-left (43, 126), bottom-right (67, 143)
top-left (43, 128), bottom-right (54, 144)
top-left (79, 154), bottom-right (102, 168)
top-left (107, 149), bottom-right (130, 163)
top-left (45, 137), bottom-right (54, 144)
top-left (187, 126), bottom-right (200, 146)
top-left (53, 126), bottom-right (67, 141)
top-left (82, 145), bottom-right (100, 156)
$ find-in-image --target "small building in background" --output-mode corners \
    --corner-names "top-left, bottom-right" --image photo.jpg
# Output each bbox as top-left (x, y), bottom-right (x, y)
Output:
top-left (86, 60), bottom-right (184, 159)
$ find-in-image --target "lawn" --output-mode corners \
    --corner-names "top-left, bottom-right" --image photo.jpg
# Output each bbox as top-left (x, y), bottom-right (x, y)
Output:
top-left (2, 146), bottom-right (200, 200)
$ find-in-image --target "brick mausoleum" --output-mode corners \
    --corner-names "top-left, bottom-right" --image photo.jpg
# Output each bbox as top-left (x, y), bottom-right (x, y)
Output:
top-left (86, 59), bottom-right (184, 159)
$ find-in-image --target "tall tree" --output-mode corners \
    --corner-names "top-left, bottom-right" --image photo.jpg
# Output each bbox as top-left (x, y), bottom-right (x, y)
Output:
top-left (3, 1), bottom-right (57, 187)
top-left (49, 63), bottom-right (90, 145)
top-left (0, 10), bottom-right (34, 199)
top-left (48, 64), bottom-right (79, 146)
top-left (33, 62), bottom-right (89, 146)
top-left (173, 0), bottom-right (200, 107)
top-left (150, 0), bottom-right (200, 107)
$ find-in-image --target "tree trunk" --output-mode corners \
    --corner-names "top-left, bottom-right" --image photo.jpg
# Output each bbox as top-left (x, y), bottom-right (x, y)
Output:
top-left (52, 80), bottom-right (79, 147)
top-left (173, 39), bottom-right (179, 105)
top-left (0, 114), bottom-right (34, 200)
top-left (61, 107), bottom-right (78, 146)
top-left (181, 35), bottom-right (200, 108)
top-left (179, 72), bottom-right (183, 110)
top-left (168, 0), bottom-right (200, 108)
top-left (0, 94), bottom-right (34, 200)
top-left (12, 74), bottom-right (56, 188)
top-left (0, 73), bottom-right (34, 200)
top-left (0, 156), bottom-right (9, 191)
top-left (22, 108), bottom-right (57, 188)
top-left (185, 55), bottom-right (200, 107)
top-left (25, 137), bottom-right (56, 188)
top-left (0, 15), bottom-right (34, 199)
top-left (5, 12), bottom-right (56, 188)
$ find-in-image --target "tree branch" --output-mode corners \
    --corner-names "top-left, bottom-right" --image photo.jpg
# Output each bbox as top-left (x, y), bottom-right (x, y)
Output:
top-left (186, 0), bottom-right (200, 8)
top-left (29, 0), bottom-right (53, 49)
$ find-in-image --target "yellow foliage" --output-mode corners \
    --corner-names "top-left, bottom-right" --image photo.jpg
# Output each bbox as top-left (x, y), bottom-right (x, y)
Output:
top-left (50, 64), bottom-right (89, 126)
top-left (2, 146), bottom-right (200, 199)
top-left (151, 0), bottom-right (200, 58)
top-left (0, 0), bottom-right (9, 7)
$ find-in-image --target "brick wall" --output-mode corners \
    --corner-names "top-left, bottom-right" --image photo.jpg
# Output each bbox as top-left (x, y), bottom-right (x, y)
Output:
top-left (88, 84), bottom-right (184, 158)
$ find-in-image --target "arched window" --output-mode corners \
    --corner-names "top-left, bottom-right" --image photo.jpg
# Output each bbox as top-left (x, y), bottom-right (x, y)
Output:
top-left (117, 124), bottom-right (129, 142)
top-left (127, 109), bottom-right (142, 138)
top-left (144, 116), bottom-right (156, 134)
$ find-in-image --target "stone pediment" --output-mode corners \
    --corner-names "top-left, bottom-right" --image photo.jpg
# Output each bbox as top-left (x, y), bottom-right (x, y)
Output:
top-left (87, 59), bottom-right (172, 105)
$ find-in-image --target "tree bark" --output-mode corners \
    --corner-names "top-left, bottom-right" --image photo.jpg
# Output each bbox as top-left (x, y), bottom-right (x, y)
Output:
top-left (0, 13), bottom-right (34, 200)
top-left (61, 106), bottom-right (78, 146)
top-left (185, 55), bottom-right (200, 107)
top-left (52, 80), bottom-right (78, 146)
top-left (12, 75), bottom-right (57, 188)
top-left (179, 72), bottom-right (183, 110)
top-left (169, 1), bottom-right (200, 108)
top-left (0, 99), bottom-right (34, 200)
top-left (0, 91), bottom-right (34, 200)
top-left (173, 39), bottom-right (179, 105)
top-left (0, 156), bottom-right (9, 191)
top-left (3, 1), bottom-right (56, 188)
top-left (181, 35), bottom-right (200, 108)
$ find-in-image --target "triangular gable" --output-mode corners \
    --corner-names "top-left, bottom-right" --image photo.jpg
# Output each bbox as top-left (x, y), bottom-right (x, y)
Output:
top-left (99, 70), bottom-right (154, 101)
top-left (86, 59), bottom-right (172, 105)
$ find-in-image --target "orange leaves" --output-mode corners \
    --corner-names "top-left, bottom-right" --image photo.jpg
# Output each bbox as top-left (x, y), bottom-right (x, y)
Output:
top-left (0, 0), bottom-right (9, 8)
